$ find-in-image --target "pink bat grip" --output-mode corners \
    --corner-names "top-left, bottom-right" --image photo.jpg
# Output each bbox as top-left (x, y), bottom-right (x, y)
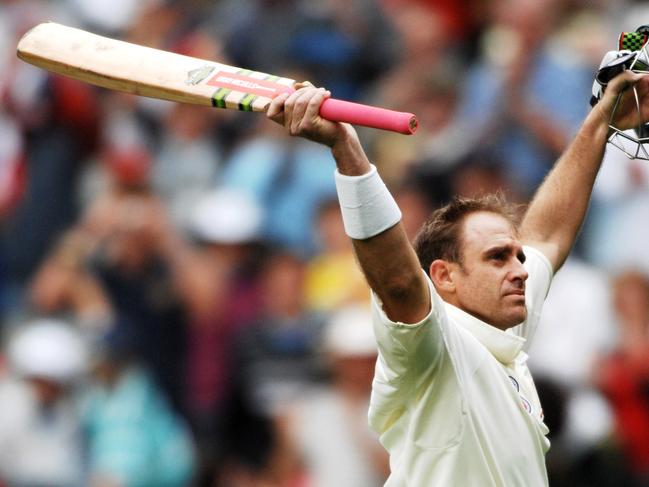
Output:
top-left (319, 98), bottom-right (418, 135)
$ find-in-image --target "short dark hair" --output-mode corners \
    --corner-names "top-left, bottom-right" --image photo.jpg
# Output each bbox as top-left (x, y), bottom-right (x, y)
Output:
top-left (413, 193), bottom-right (519, 272)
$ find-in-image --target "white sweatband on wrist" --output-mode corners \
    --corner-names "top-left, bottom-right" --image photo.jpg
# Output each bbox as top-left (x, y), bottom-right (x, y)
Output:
top-left (334, 164), bottom-right (402, 240)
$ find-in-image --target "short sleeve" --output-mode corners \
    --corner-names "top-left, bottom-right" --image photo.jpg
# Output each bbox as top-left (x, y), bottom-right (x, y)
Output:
top-left (370, 272), bottom-right (448, 410)
top-left (510, 245), bottom-right (554, 346)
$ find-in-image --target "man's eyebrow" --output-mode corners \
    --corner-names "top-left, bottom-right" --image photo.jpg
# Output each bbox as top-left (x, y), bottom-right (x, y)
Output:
top-left (483, 243), bottom-right (525, 258)
top-left (483, 244), bottom-right (513, 254)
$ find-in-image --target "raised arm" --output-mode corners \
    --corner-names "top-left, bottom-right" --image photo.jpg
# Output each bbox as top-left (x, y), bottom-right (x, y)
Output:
top-left (267, 87), bottom-right (430, 324)
top-left (520, 70), bottom-right (649, 272)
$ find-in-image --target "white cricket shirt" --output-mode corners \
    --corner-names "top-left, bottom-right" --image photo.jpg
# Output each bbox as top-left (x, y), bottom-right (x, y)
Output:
top-left (369, 245), bottom-right (553, 486)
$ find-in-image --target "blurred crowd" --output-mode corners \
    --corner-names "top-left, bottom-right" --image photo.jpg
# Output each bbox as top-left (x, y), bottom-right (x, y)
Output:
top-left (1, 0), bottom-right (649, 486)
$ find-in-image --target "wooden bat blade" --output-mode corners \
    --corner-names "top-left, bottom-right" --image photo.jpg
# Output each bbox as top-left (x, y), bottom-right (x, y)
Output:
top-left (17, 22), bottom-right (418, 134)
top-left (16, 22), bottom-right (294, 112)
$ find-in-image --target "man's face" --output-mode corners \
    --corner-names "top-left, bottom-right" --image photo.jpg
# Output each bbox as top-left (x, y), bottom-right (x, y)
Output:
top-left (448, 212), bottom-right (528, 330)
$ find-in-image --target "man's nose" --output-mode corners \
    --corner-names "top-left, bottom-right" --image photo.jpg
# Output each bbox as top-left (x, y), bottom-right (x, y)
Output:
top-left (509, 259), bottom-right (529, 282)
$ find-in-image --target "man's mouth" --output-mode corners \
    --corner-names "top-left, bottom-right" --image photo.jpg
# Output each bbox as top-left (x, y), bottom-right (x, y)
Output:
top-left (505, 290), bottom-right (525, 297)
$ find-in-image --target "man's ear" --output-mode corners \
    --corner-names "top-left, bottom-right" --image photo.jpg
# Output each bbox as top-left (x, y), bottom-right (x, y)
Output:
top-left (429, 259), bottom-right (456, 294)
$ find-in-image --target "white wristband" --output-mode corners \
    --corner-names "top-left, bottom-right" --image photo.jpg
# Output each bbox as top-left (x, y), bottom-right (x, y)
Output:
top-left (334, 164), bottom-right (402, 240)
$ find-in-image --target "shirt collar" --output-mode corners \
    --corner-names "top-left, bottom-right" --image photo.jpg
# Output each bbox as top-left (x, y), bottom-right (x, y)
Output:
top-left (444, 302), bottom-right (525, 365)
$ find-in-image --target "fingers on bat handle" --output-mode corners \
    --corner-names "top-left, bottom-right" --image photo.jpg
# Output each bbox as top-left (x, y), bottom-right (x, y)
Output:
top-left (319, 98), bottom-right (419, 135)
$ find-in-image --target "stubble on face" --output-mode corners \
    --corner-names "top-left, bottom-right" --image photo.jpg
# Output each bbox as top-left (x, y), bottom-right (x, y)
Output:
top-left (452, 212), bottom-right (528, 330)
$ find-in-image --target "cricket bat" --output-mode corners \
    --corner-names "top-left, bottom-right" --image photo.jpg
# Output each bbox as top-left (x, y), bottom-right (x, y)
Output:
top-left (16, 22), bottom-right (418, 134)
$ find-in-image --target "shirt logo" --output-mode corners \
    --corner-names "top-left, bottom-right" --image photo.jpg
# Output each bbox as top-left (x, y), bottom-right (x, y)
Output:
top-left (509, 375), bottom-right (533, 416)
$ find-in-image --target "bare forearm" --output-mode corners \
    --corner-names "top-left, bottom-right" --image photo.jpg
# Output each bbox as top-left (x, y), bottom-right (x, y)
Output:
top-left (331, 131), bottom-right (429, 323)
top-left (330, 125), bottom-right (372, 175)
top-left (352, 224), bottom-right (429, 323)
top-left (266, 86), bottom-right (430, 322)
top-left (520, 109), bottom-right (609, 269)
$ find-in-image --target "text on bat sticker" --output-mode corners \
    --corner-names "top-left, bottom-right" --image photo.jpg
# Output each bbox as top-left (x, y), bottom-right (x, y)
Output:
top-left (206, 71), bottom-right (290, 96)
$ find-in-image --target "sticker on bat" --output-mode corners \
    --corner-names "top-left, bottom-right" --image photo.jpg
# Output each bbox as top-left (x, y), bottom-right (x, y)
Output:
top-left (186, 65), bottom-right (216, 85)
top-left (206, 71), bottom-right (290, 97)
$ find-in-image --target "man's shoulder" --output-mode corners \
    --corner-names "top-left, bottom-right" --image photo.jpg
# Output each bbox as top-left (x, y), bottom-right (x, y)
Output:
top-left (522, 245), bottom-right (554, 278)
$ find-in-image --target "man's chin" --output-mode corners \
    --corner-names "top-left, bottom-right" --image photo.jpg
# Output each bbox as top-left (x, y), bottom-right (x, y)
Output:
top-left (501, 302), bottom-right (527, 329)
top-left (507, 309), bottom-right (527, 328)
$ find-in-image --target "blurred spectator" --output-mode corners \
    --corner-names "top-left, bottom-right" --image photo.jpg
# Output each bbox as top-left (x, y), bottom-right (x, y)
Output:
top-left (0, 69), bottom-right (100, 301)
top-left (28, 229), bottom-right (113, 331)
top-left (530, 258), bottom-right (616, 387)
top-left (150, 28), bottom-right (228, 229)
top-left (280, 305), bottom-right (389, 487)
top-left (527, 258), bottom-right (622, 486)
top-left (77, 90), bottom-right (156, 208)
top-left (393, 182), bottom-right (433, 242)
top-left (221, 0), bottom-right (304, 75)
top-left (83, 319), bottom-right (196, 487)
top-left (0, 112), bottom-right (25, 221)
top-left (368, 1), bottom-right (462, 184)
top-left (0, 3), bottom-right (101, 304)
top-left (125, 0), bottom-right (212, 50)
top-left (220, 0), bottom-right (396, 97)
top-left (152, 102), bottom-right (223, 228)
top-left (448, 153), bottom-right (522, 203)
top-left (583, 139), bottom-right (649, 275)
top-left (305, 198), bottom-right (369, 313)
top-left (67, 0), bottom-right (143, 35)
top-left (596, 270), bottom-right (649, 485)
top-left (408, 151), bottom-right (519, 230)
top-left (220, 123), bottom-right (337, 256)
top-left (159, 187), bottom-right (265, 485)
top-left (456, 0), bottom-right (595, 196)
top-left (0, 319), bottom-right (88, 487)
top-left (72, 184), bottom-right (189, 412)
top-left (381, 0), bottom-right (484, 46)
top-left (286, 0), bottom-right (397, 101)
top-left (224, 250), bottom-right (327, 485)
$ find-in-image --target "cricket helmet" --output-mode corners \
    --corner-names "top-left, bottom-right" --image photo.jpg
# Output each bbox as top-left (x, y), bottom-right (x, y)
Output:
top-left (591, 25), bottom-right (649, 160)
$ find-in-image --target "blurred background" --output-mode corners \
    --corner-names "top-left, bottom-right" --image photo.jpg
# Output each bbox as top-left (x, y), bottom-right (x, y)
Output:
top-left (1, 0), bottom-right (649, 486)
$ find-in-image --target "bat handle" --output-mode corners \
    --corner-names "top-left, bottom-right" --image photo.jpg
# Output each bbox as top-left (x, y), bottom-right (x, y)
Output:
top-left (319, 98), bottom-right (418, 135)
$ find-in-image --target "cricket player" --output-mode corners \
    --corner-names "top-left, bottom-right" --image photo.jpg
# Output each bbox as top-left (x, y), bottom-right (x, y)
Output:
top-left (267, 63), bottom-right (649, 485)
